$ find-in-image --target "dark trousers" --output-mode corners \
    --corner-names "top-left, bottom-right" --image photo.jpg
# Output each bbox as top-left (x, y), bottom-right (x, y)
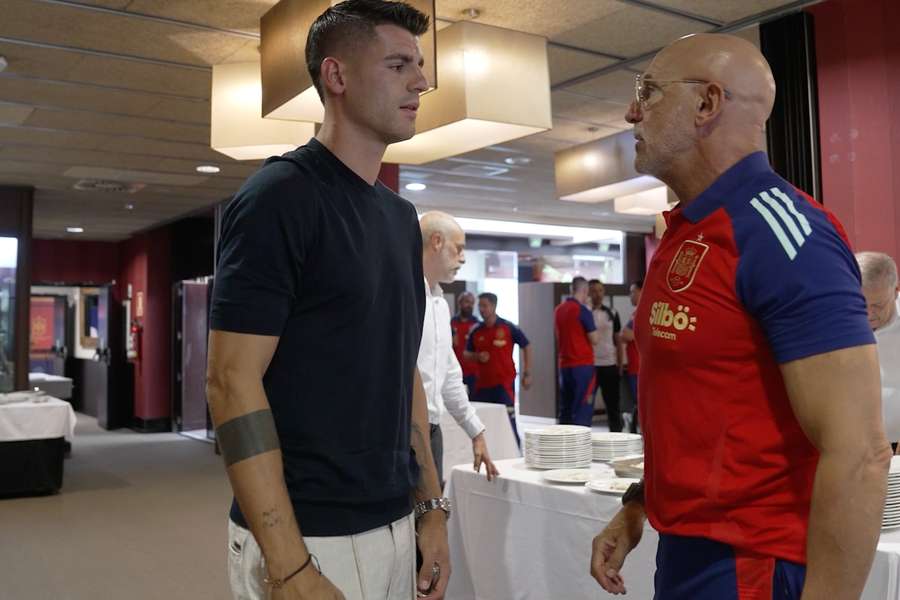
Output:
top-left (473, 385), bottom-right (519, 447)
top-left (558, 365), bottom-right (596, 427)
top-left (595, 365), bottom-right (622, 432)
top-left (654, 534), bottom-right (805, 599)
top-left (626, 373), bottom-right (639, 433)
top-left (463, 374), bottom-right (477, 400)
top-left (429, 423), bottom-right (444, 485)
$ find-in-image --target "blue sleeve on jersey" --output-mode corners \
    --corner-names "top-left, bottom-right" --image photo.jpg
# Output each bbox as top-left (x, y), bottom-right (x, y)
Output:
top-left (730, 180), bottom-right (874, 363)
top-left (511, 323), bottom-right (530, 348)
top-left (465, 325), bottom-right (479, 352)
top-left (579, 305), bottom-right (597, 333)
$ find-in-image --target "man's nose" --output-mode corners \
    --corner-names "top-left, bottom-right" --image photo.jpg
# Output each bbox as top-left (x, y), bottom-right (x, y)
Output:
top-left (625, 100), bottom-right (643, 124)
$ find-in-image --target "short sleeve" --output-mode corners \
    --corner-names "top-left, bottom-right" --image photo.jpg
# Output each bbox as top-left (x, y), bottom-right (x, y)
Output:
top-left (733, 183), bottom-right (874, 363)
top-left (511, 324), bottom-right (530, 347)
top-left (209, 163), bottom-right (314, 336)
top-left (579, 305), bottom-right (597, 333)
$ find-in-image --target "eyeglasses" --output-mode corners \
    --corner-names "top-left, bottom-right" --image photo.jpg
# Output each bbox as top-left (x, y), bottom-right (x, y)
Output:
top-left (634, 73), bottom-right (732, 108)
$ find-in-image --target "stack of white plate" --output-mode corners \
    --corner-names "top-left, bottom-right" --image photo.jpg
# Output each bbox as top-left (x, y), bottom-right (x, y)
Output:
top-left (524, 425), bottom-right (592, 469)
top-left (592, 432), bottom-right (643, 462)
top-left (883, 456), bottom-right (900, 530)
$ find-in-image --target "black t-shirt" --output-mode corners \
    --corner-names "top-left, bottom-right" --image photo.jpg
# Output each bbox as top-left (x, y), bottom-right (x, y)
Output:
top-left (210, 138), bottom-right (425, 536)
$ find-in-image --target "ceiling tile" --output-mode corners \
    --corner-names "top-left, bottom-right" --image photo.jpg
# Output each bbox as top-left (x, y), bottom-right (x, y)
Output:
top-left (0, 77), bottom-right (162, 117)
top-left (24, 108), bottom-right (209, 145)
top-left (0, 42), bottom-right (87, 81)
top-left (649, 0), bottom-right (800, 24)
top-left (548, 46), bottom-right (617, 87)
top-left (0, 145), bottom-right (163, 172)
top-left (436, 0), bottom-right (624, 39)
top-left (65, 55), bottom-right (211, 98)
top-left (141, 98), bottom-right (211, 125)
top-left (0, 0), bottom-right (251, 66)
top-left (548, 118), bottom-right (622, 145)
top-left (553, 4), bottom-right (712, 59)
top-left (99, 137), bottom-right (229, 162)
top-left (565, 69), bottom-right (637, 104)
top-left (124, 0), bottom-right (275, 33)
top-left (552, 91), bottom-right (629, 125)
top-left (0, 126), bottom-right (111, 151)
top-left (0, 104), bottom-right (34, 126)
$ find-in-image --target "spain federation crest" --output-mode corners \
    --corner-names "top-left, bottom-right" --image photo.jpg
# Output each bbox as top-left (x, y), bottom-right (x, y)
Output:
top-left (666, 240), bottom-right (709, 292)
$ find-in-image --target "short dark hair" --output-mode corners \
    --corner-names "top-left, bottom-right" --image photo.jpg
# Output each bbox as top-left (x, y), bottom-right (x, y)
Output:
top-left (571, 276), bottom-right (588, 294)
top-left (588, 279), bottom-right (603, 286)
top-left (478, 293), bottom-right (498, 307)
top-left (306, 0), bottom-right (430, 100)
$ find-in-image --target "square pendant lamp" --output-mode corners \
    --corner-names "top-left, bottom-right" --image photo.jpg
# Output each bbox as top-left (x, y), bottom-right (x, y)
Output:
top-left (555, 130), bottom-right (664, 211)
top-left (259, 0), bottom-right (437, 123)
top-left (384, 20), bottom-right (552, 164)
top-left (210, 61), bottom-right (315, 160)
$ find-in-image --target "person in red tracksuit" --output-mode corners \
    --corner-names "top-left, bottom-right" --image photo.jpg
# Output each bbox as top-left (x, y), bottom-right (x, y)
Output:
top-left (464, 293), bottom-right (532, 443)
top-left (451, 291), bottom-right (480, 399)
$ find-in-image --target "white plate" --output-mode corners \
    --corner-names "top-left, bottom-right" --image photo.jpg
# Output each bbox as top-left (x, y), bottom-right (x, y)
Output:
top-left (585, 478), bottom-right (641, 495)
top-left (591, 432), bottom-right (642, 442)
top-left (542, 469), bottom-right (598, 484)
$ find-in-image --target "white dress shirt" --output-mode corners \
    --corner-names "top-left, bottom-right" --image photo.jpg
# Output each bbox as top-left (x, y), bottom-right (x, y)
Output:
top-left (417, 280), bottom-right (485, 438)
top-left (592, 306), bottom-right (618, 367)
top-left (877, 298), bottom-right (900, 442)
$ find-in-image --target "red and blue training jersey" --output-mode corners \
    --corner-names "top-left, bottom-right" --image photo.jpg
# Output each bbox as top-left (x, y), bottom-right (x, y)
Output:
top-left (466, 317), bottom-right (529, 398)
top-left (451, 315), bottom-right (480, 379)
top-left (554, 297), bottom-right (597, 368)
top-left (636, 152), bottom-right (875, 564)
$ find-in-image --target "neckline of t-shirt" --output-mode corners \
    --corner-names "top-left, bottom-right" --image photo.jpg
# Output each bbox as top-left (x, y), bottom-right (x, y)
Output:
top-left (306, 138), bottom-right (385, 193)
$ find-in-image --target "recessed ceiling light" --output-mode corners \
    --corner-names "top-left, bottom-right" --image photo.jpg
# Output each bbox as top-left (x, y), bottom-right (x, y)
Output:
top-left (0, 56), bottom-right (7, 73)
top-left (504, 156), bottom-right (531, 166)
top-left (66, 227), bottom-right (84, 234)
top-left (124, 203), bottom-right (135, 211)
top-left (405, 182), bottom-right (427, 191)
top-left (196, 165), bottom-right (221, 174)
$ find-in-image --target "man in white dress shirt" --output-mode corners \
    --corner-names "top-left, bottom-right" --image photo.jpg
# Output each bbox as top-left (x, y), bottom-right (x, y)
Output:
top-left (419, 211), bottom-right (499, 483)
top-left (857, 251), bottom-right (900, 449)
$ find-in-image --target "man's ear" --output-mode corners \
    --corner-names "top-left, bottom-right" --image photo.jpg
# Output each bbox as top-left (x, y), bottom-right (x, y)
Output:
top-left (320, 57), bottom-right (346, 97)
top-left (695, 82), bottom-right (727, 128)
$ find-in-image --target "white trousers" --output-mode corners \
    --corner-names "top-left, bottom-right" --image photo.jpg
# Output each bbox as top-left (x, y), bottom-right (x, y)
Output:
top-left (227, 513), bottom-right (416, 600)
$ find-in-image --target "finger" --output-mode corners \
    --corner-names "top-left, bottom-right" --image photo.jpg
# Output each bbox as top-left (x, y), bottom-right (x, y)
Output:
top-left (473, 454), bottom-right (482, 473)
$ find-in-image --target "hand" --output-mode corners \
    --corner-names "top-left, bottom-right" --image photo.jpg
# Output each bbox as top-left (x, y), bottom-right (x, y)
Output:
top-left (521, 373), bottom-right (532, 390)
top-left (271, 563), bottom-right (345, 600)
top-left (416, 511), bottom-right (451, 599)
top-left (477, 351), bottom-right (490, 364)
top-left (590, 503), bottom-right (646, 595)
top-left (472, 433), bottom-right (500, 481)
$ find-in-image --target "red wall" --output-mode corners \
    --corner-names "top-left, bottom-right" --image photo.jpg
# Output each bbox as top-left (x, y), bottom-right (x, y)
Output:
top-left (118, 229), bottom-right (171, 422)
top-left (32, 239), bottom-right (118, 284)
top-left (34, 230), bottom-right (173, 425)
top-left (810, 0), bottom-right (900, 258)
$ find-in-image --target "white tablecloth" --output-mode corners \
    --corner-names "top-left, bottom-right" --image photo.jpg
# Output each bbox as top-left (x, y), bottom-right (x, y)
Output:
top-left (0, 396), bottom-right (76, 442)
top-left (29, 373), bottom-right (74, 400)
top-left (446, 458), bottom-right (900, 599)
top-left (440, 402), bottom-right (521, 478)
top-left (445, 458), bottom-right (659, 599)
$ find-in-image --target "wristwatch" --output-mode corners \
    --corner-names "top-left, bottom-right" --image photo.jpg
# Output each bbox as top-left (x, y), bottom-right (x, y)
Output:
top-left (414, 497), bottom-right (452, 520)
top-left (621, 480), bottom-right (645, 507)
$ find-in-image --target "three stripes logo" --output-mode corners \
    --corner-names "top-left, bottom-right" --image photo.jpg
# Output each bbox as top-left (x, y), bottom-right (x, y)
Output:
top-left (749, 187), bottom-right (813, 261)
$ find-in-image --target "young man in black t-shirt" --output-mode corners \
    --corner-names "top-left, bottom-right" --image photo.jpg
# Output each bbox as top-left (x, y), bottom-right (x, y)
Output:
top-left (207, 2), bottom-right (448, 599)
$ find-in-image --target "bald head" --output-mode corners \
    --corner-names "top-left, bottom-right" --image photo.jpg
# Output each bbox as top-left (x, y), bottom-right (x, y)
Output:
top-left (627, 33), bottom-right (777, 198)
top-left (650, 33), bottom-right (775, 131)
top-left (420, 210), bottom-right (466, 286)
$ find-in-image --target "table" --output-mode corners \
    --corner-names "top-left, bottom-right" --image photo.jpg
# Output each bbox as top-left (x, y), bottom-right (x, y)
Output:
top-left (29, 372), bottom-right (74, 401)
top-left (446, 458), bottom-right (900, 599)
top-left (0, 396), bottom-right (76, 496)
top-left (439, 402), bottom-right (521, 478)
top-left (445, 459), bottom-right (659, 599)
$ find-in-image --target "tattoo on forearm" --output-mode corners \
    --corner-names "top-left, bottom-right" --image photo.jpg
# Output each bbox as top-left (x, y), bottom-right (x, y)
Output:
top-left (217, 409), bottom-right (281, 467)
top-left (262, 508), bottom-right (283, 529)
